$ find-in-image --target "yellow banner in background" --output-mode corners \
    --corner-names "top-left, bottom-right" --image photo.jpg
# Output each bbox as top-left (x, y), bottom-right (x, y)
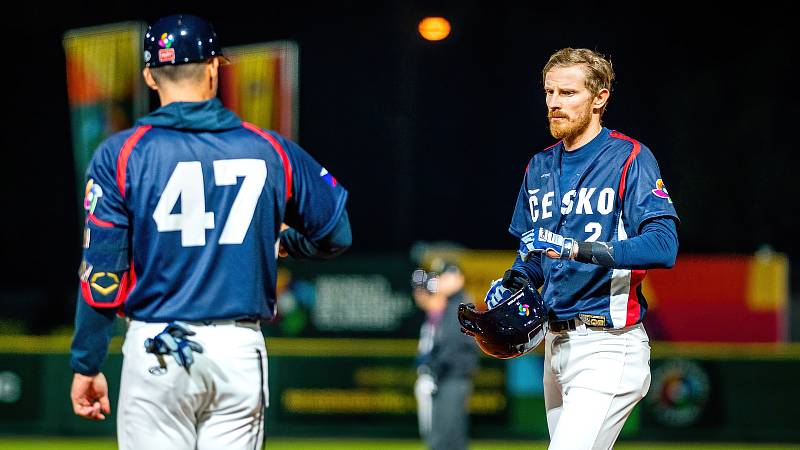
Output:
top-left (220, 41), bottom-right (299, 140)
top-left (63, 22), bottom-right (148, 206)
top-left (63, 22), bottom-right (144, 105)
top-left (746, 250), bottom-right (789, 312)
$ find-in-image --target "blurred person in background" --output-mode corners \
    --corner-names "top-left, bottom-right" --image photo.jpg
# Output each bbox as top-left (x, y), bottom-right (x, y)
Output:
top-left (412, 259), bottom-right (479, 450)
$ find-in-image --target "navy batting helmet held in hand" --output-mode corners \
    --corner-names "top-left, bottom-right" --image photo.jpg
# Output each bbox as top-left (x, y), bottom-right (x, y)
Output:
top-left (458, 282), bottom-right (545, 359)
top-left (144, 14), bottom-right (227, 67)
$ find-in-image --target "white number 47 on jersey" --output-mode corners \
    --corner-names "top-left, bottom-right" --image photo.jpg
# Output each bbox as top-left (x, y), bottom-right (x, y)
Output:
top-left (152, 159), bottom-right (267, 247)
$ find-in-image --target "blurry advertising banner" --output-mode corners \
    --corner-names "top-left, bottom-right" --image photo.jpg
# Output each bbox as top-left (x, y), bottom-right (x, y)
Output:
top-left (644, 251), bottom-right (789, 342)
top-left (413, 247), bottom-right (790, 343)
top-left (63, 22), bottom-right (148, 191)
top-left (220, 41), bottom-right (299, 140)
top-left (272, 255), bottom-right (421, 338)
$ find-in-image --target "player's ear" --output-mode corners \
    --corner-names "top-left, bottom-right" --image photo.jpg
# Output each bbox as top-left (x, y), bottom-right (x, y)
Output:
top-left (142, 68), bottom-right (158, 91)
top-left (207, 58), bottom-right (220, 92)
top-left (593, 88), bottom-right (610, 111)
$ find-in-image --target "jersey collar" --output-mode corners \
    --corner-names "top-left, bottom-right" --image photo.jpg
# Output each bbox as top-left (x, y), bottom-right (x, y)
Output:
top-left (136, 98), bottom-right (242, 131)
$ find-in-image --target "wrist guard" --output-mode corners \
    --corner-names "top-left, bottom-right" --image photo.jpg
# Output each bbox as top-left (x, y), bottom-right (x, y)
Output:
top-left (575, 241), bottom-right (616, 267)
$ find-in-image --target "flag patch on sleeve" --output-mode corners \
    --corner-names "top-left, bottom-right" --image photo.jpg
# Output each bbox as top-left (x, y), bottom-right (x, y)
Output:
top-left (320, 168), bottom-right (337, 187)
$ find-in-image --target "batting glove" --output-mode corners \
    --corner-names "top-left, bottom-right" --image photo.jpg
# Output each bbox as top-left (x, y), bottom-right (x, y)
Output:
top-left (144, 321), bottom-right (204, 369)
top-left (484, 278), bottom-right (514, 310)
top-left (519, 228), bottom-right (576, 261)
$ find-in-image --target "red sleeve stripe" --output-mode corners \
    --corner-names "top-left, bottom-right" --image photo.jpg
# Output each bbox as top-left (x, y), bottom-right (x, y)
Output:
top-left (116, 125), bottom-right (153, 199)
top-left (88, 213), bottom-right (115, 228)
top-left (610, 130), bottom-right (641, 201)
top-left (242, 122), bottom-right (293, 201)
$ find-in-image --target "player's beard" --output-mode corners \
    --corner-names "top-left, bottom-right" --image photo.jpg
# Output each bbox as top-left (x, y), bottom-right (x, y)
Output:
top-left (548, 101), bottom-right (593, 141)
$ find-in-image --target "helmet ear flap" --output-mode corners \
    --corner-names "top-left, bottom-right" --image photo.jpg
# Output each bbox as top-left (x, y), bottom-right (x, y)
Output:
top-left (457, 303), bottom-right (483, 335)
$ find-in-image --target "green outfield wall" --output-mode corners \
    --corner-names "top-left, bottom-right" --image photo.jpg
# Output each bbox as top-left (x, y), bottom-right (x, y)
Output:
top-left (0, 337), bottom-right (798, 442)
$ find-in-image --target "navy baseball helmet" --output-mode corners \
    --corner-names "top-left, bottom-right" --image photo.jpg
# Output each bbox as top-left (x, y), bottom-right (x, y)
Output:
top-left (144, 14), bottom-right (228, 68)
top-left (458, 282), bottom-right (545, 359)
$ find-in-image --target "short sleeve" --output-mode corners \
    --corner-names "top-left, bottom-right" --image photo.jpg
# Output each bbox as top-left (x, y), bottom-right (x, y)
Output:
top-left (508, 165), bottom-right (533, 238)
top-left (278, 136), bottom-right (349, 241)
top-left (622, 146), bottom-right (679, 234)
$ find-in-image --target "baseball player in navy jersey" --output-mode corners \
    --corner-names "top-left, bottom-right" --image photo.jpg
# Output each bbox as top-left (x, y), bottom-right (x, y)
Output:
top-left (69, 14), bottom-right (350, 449)
top-left (483, 48), bottom-right (679, 449)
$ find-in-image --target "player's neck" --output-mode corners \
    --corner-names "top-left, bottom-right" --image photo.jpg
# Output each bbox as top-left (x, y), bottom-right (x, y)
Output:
top-left (157, 85), bottom-right (217, 106)
top-left (563, 121), bottom-right (602, 152)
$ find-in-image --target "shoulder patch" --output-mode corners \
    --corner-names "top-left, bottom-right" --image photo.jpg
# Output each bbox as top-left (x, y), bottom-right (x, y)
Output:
top-left (651, 179), bottom-right (673, 203)
top-left (83, 179), bottom-right (103, 215)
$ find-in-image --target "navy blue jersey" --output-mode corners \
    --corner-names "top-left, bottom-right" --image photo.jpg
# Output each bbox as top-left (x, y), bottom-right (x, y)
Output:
top-left (509, 128), bottom-right (678, 328)
top-left (79, 99), bottom-right (347, 322)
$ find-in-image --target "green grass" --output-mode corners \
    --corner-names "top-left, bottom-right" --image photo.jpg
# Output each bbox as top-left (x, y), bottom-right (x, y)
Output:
top-left (0, 438), bottom-right (797, 450)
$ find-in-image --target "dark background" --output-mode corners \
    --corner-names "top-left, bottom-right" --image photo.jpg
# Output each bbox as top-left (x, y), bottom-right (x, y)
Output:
top-left (2, 1), bottom-right (797, 331)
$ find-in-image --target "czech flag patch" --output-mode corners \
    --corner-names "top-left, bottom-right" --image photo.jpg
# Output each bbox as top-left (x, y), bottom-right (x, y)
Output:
top-left (320, 168), bottom-right (337, 187)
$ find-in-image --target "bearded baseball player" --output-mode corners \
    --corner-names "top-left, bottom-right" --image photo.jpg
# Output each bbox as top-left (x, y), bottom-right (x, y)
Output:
top-left (69, 14), bottom-right (351, 449)
top-left (484, 48), bottom-right (679, 449)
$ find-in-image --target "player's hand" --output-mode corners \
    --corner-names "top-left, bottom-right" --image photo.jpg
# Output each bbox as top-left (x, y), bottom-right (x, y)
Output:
top-left (71, 372), bottom-right (111, 421)
top-left (519, 228), bottom-right (576, 261)
top-left (484, 278), bottom-right (514, 310)
top-left (501, 269), bottom-right (529, 292)
top-left (278, 243), bottom-right (289, 258)
top-left (278, 223), bottom-right (290, 257)
top-left (483, 269), bottom-right (530, 310)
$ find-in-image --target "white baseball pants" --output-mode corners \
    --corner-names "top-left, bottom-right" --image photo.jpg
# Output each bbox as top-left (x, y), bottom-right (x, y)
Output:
top-left (544, 322), bottom-right (651, 450)
top-left (117, 320), bottom-right (269, 450)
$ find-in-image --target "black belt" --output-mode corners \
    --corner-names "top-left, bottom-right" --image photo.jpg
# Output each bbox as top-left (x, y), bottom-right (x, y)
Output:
top-left (548, 318), bottom-right (580, 332)
top-left (185, 319), bottom-right (261, 329)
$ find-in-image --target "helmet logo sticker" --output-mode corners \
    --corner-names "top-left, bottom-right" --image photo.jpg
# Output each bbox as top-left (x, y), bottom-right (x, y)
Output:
top-left (159, 48), bottom-right (176, 63)
top-left (518, 304), bottom-right (530, 317)
top-left (158, 33), bottom-right (175, 49)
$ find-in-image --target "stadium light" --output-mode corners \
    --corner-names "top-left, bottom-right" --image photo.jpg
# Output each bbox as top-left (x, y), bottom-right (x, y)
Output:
top-left (418, 17), bottom-right (451, 42)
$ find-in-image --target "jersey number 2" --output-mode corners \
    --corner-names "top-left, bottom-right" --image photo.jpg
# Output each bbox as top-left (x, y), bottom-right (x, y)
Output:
top-left (152, 159), bottom-right (267, 247)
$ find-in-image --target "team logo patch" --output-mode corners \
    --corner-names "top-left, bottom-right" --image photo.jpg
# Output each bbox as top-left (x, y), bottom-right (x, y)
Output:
top-left (518, 304), bottom-right (530, 317)
top-left (90, 272), bottom-right (119, 296)
top-left (158, 33), bottom-right (174, 49)
top-left (83, 179), bottom-right (103, 214)
top-left (652, 179), bottom-right (672, 203)
top-left (320, 168), bottom-right (337, 187)
top-left (159, 48), bottom-right (175, 63)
